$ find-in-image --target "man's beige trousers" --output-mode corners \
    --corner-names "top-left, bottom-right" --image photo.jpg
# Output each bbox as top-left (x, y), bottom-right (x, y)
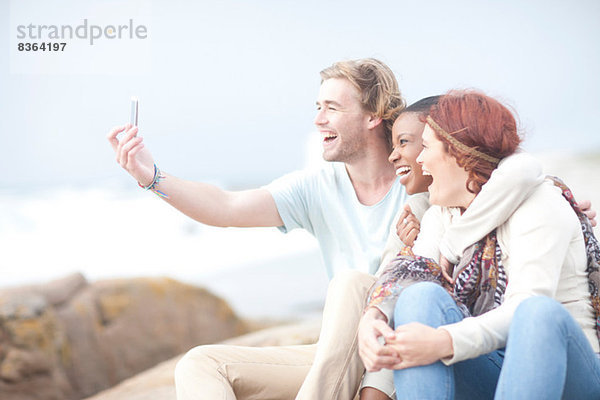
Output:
top-left (174, 270), bottom-right (385, 400)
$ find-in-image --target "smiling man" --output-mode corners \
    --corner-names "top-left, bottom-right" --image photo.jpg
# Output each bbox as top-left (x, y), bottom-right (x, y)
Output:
top-left (108, 58), bottom-right (407, 399)
top-left (266, 68), bottom-right (407, 279)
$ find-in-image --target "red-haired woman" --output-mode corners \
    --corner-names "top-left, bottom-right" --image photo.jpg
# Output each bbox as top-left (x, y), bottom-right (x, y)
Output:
top-left (359, 90), bottom-right (600, 399)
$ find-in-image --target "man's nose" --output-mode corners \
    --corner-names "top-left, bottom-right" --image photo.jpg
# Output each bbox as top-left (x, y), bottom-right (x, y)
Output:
top-left (314, 109), bottom-right (327, 126)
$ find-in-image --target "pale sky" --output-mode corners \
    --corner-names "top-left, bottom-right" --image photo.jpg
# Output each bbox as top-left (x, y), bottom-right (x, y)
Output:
top-left (1, 0), bottom-right (599, 189)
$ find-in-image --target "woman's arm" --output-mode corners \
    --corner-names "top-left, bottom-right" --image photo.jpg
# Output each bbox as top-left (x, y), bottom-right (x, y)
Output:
top-left (438, 152), bottom-right (544, 264)
top-left (377, 193), bottom-right (431, 275)
top-left (385, 181), bottom-right (581, 367)
top-left (384, 322), bottom-right (454, 369)
top-left (412, 205), bottom-right (448, 261)
top-left (441, 181), bottom-right (580, 364)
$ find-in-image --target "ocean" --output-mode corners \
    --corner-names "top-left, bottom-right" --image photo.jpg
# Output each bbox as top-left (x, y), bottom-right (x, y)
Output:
top-left (0, 183), bottom-right (329, 321)
top-left (3, 151), bottom-right (599, 321)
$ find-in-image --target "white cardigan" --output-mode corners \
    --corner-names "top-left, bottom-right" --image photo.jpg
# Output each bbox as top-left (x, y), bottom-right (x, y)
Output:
top-left (413, 179), bottom-right (598, 364)
top-left (377, 152), bottom-right (545, 275)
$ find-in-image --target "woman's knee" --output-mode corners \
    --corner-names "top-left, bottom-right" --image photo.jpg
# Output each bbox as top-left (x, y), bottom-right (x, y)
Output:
top-left (396, 282), bottom-right (448, 309)
top-left (511, 296), bottom-right (571, 337)
top-left (514, 296), bottom-right (567, 325)
top-left (393, 282), bottom-right (454, 326)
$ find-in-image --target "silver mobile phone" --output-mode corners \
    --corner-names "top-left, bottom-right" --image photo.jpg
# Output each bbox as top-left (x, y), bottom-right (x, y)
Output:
top-left (130, 97), bottom-right (138, 127)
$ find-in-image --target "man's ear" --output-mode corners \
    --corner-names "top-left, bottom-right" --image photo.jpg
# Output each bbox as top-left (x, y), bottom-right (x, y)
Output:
top-left (367, 114), bottom-right (383, 130)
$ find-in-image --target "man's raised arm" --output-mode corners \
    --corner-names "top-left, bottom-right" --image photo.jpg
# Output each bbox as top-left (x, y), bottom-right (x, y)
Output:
top-left (107, 124), bottom-right (284, 228)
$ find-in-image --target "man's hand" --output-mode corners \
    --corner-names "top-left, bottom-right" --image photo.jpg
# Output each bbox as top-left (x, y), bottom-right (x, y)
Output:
top-left (578, 200), bottom-right (597, 227)
top-left (106, 125), bottom-right (283, 228)
top-left (396, 204), bottom-right (420, 246)
top-left (107, 124), bottom-right (155, 186)
top-left (358, 308), bottom-right (401, 372)
top-left (385, 323), bottom-right (453, 369)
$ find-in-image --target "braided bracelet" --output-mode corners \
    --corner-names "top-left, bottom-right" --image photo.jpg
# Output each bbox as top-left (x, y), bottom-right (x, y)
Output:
top-left (138, 164), bottom-right (169, 199)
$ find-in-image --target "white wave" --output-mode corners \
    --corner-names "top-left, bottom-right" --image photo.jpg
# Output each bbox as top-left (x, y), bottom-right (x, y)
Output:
top-left (0, 186), bottom-right (322, 286)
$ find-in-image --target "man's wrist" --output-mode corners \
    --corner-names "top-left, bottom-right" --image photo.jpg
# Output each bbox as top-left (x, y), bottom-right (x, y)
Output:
top-left (138, 164), bottom-right (169, 199)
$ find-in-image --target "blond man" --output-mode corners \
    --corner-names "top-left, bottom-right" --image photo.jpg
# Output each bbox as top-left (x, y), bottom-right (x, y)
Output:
top-left (108, 58), bottom-right (407, 399)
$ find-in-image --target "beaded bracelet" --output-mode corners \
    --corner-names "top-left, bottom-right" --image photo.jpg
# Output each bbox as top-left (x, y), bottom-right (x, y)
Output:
top-left (138, 164), bottom-right (169, 199)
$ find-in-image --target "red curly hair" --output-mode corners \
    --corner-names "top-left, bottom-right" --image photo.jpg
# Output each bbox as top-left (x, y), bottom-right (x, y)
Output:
top-left (428, 90), bottom-right (522, 194)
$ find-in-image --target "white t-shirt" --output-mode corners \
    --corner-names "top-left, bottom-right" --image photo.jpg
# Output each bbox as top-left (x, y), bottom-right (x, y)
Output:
top-left (265, 162), bottom-right (407, 278)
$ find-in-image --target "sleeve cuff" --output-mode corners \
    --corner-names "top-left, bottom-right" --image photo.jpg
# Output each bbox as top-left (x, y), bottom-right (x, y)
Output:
top-left (438, 317), bottom-right (482, 365)
top-left (439, 240), bottom-right (460, 265)
top-left (371, 302), bottom-right (394, 326)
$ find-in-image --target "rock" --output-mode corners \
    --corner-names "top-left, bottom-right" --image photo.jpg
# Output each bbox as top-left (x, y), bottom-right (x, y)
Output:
top-left (0, 292), bottom-right (47, 320)
top-left (84, 319), bottom-right (321, 400)
top-left (59, 277), bottom-right (249, 398)
top-left (219, 318), bottom-right (321, 347)
top-left (0, 273), bottom-right (87, 309)
top-left (0, 348), bottom-right (52, 382)
top-left (83, 357), bottom-right (179, 400)
top-left (0, 275), bottom-right (249, 400)
top-left (38, 273), bottom-right (87, 307)
top-left (0, 291), bottom-right (73, 400)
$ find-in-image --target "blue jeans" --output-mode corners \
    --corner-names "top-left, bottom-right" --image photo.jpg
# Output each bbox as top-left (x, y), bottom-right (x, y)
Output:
top-left (392, 282), bottom-right (600, 399)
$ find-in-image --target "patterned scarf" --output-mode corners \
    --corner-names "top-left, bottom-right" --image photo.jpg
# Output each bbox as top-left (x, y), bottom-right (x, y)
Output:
top-left (549, 176), bottom-right (600, 344)
top-left (368, 177), bottom-right (600, 346)
top-left (368, 238), bottom-right (505, 319)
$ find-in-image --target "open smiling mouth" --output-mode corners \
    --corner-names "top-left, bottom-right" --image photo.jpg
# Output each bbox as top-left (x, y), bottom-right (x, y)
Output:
top-left (323, 133), bottom-right (337, 143)
top-left (395, 166), bottom-right (411, 176)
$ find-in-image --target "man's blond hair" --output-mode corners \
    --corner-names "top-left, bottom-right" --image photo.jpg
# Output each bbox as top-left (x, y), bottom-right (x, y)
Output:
top-left (320, 58), bottom-right (405, 145)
